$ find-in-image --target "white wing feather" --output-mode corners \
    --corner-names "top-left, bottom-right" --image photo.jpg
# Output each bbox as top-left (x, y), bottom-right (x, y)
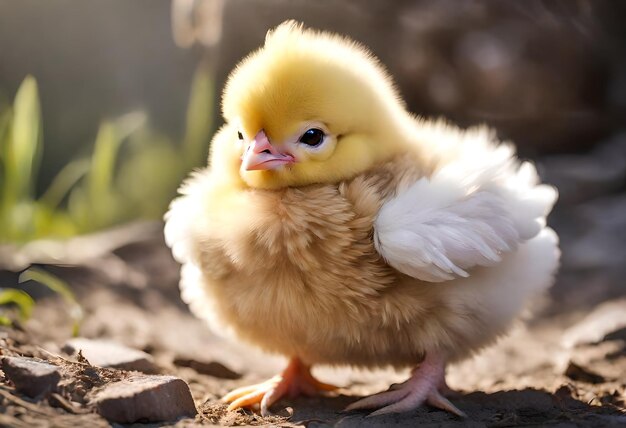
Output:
top-left (374, 128), bottom-right (557, 282)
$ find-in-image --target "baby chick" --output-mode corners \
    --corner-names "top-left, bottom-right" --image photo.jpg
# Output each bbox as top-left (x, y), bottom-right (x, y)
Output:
top-left (165, 21), bottom-right (560, 417)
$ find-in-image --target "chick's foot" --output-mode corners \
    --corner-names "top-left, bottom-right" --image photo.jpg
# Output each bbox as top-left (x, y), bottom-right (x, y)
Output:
top-left (223, 357), bottom-right (337, 416)
top-left (345, 352), bottom-right (466, 418)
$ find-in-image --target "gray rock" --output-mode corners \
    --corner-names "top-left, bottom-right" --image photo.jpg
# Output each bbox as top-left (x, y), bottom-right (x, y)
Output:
top-left (63, 338), bottom-right (157, 373)
top-left (562, 299), bottom-right (626, 348)
top-left (564, 361), bottom-right (606, 384)
top-left (173, 357), bottom-right (241, 379)
top-left (1, 356), bottom-right (61, 398)
top-left (563, 195), bottom-right (626, 270)
top-left (541, 133), bottom-right (626, 205)
top-left (93, 374), bottom-right (197, 423)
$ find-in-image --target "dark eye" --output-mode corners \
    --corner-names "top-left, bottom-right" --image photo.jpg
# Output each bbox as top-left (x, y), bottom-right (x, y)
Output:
top-left (237, 131), bottom-right (244, 140)
top-left (299, 128), bottom-right (325, 146)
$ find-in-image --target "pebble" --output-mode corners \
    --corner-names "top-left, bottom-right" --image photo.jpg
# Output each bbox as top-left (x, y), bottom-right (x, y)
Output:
top-left (561, 299), bottom-right (626, 348)
top-left (63, 338), bottom-right (157, 373)
top-left (93, 374), bottom-right (197, 423)
top-left (1, 356), bottom-right (61, 398)
top-left (173, 357), bottom-right (241, 379)
top-left (564, 361), bottom-right (606, 384)
top-left (541, 133), bottom-right (626, 204)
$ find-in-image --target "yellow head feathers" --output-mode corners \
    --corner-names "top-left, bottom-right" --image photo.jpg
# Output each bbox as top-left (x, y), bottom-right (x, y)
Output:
top-left (218, 21), bottom-right (408, 189)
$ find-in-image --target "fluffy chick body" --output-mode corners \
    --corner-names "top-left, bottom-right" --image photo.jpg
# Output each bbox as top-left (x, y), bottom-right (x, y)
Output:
top-left (167, 122), bottom-right (558, 368)
top-left (165, 21), bottom-right (559, 415)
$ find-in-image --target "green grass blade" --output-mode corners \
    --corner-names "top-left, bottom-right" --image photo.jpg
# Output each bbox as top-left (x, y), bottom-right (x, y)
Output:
top-left (71, 112), bottom-right (145, 231)
top-left (19, 267), bottom-right (83, 336)
top-left (88, 121), bottom-right (120, 205)
top-left (0, 107), bottom-right (11, 161)
top-left (117, 132), bottom-right (181, 219)
top-left (0, 288), bottom-right (35, 321)
top-left (182, 64), bottom-right (213, 169)
top-left (87, 112), bottom-right (146, 203)
top-left (40, 158), bottom-right (90, 210)
top-left (3, 76), bottom-right (42, 207)
top-left (0, 107), bottom-right (13, 215)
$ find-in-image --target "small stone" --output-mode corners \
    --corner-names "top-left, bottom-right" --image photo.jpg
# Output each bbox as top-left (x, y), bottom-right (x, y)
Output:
top-left (561, 299), bottom-right (626, 348)
top-left (564, 361), bottom-right (606, 384)
top-left (604, 327), bottom-right (626, 343)
top-left (93, 374), bottom-right (197, 423)
top-left (63, 338), bottom-right (157, 373)
top-left (1, 356), bottom-right (61, 398)
top-left (541, 134), bottom-right (626, 204)
top-left (48, 392), bottom-right (88, 414)
top-left (173, 357), bottom-right (241, 379)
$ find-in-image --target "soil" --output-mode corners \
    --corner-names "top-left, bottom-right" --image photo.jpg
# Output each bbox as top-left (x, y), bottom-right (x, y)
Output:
top-left (0, 227), bottom-right (625, 427)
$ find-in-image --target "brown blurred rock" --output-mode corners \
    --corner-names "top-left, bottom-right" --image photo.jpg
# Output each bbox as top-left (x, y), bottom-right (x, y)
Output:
top-left (93, 374), bottom-right (197, 423)
top-left (564, 361), bottom-right (606, 384)
top-left (63, 338), bottom-right (157, 373)
top-left (562, 195), bottom-right (626, 272)
top-left (173, 357), bottom-right (241, 379)
top-left (1, 356), bottom-right (61, 398)
top-left (541, 133), bottom-right (626, 204)
top-left (562, 299), bottom-right (626, 348)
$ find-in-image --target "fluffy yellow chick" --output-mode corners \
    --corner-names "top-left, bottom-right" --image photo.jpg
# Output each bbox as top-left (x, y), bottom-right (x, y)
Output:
top-left (165, 21), bottom-right (560, 417)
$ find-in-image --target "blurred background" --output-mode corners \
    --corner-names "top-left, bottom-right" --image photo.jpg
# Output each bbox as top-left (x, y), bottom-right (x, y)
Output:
top-left (0, 1), bottom-right (625, 425)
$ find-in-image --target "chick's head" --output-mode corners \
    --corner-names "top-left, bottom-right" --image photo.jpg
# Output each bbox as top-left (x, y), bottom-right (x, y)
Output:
top-left (219, 21), bottom-right (406, 189)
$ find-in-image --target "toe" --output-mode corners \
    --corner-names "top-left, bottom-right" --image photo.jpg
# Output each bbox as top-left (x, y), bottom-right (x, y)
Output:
top-left (348, 352), bottom-right (466, 418)
top-left (222, 358), bottom-right (341, 416)
top-left (344, 388), bottom-right (409, 411)
top-left (427, 390), bottom-right (467, 418)
top-left (261, 378), bottom-right (290, 416)
top-left (227, 389), bottom-right (269, 411)
top-left (223, 377), bottom-right (280, 410)
top-left (365, 389), bottom-right (428, 417)
top-left (222, 383), bottom-right (264, 403)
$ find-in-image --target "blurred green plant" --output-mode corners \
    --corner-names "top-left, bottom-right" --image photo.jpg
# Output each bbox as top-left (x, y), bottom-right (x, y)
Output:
top-left (0, 288), bottom-right (34, 326)
top-left (0, 67), bottom-right (213, 244)
top-left (20, 267), bottom-right (83, 336)
top-left (0, 268), bottom-right (82, 336)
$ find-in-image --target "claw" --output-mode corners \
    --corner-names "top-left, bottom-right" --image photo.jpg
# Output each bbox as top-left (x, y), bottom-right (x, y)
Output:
top-left (426, 390), bottom-right (467, 418)
top-left (366, 387), bottom-right (429, 417)
top-left (344, 388), bottom-right (408, 411)
top-left (260, 380), bottom-right (289, 416)
top-left (346, 352), bottom-right (466, 418)
top-left (223, 378), bottom-right (276, 403)
top-left (228, 389), bottom-right (268, 411)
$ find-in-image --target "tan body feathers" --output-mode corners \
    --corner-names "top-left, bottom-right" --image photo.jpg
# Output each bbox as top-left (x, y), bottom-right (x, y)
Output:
top-left (166, 124), bottom-right (558, 368)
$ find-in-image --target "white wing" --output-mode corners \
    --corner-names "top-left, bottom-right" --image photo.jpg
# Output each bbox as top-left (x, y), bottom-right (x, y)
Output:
top-left (374, 129), bottom-right (557, 282)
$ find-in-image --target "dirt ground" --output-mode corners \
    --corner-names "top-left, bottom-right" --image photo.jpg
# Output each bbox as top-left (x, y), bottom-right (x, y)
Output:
top-left (0, 225), bottom-right (625, 427)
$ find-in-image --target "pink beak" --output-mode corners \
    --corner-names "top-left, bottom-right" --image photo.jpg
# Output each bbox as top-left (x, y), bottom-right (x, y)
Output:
top-left (241, 130), bottom-right (294, 171)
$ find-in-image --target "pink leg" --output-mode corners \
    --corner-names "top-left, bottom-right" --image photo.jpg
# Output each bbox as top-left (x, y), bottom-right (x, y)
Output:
top-left (345, 352), bottom-right (466, 418)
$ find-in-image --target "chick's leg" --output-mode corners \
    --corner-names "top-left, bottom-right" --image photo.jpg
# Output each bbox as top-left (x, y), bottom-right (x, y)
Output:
top-left (345, 352), bottom-right (466, 418)
top-left (223, 357), bottom-right (337, 416)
